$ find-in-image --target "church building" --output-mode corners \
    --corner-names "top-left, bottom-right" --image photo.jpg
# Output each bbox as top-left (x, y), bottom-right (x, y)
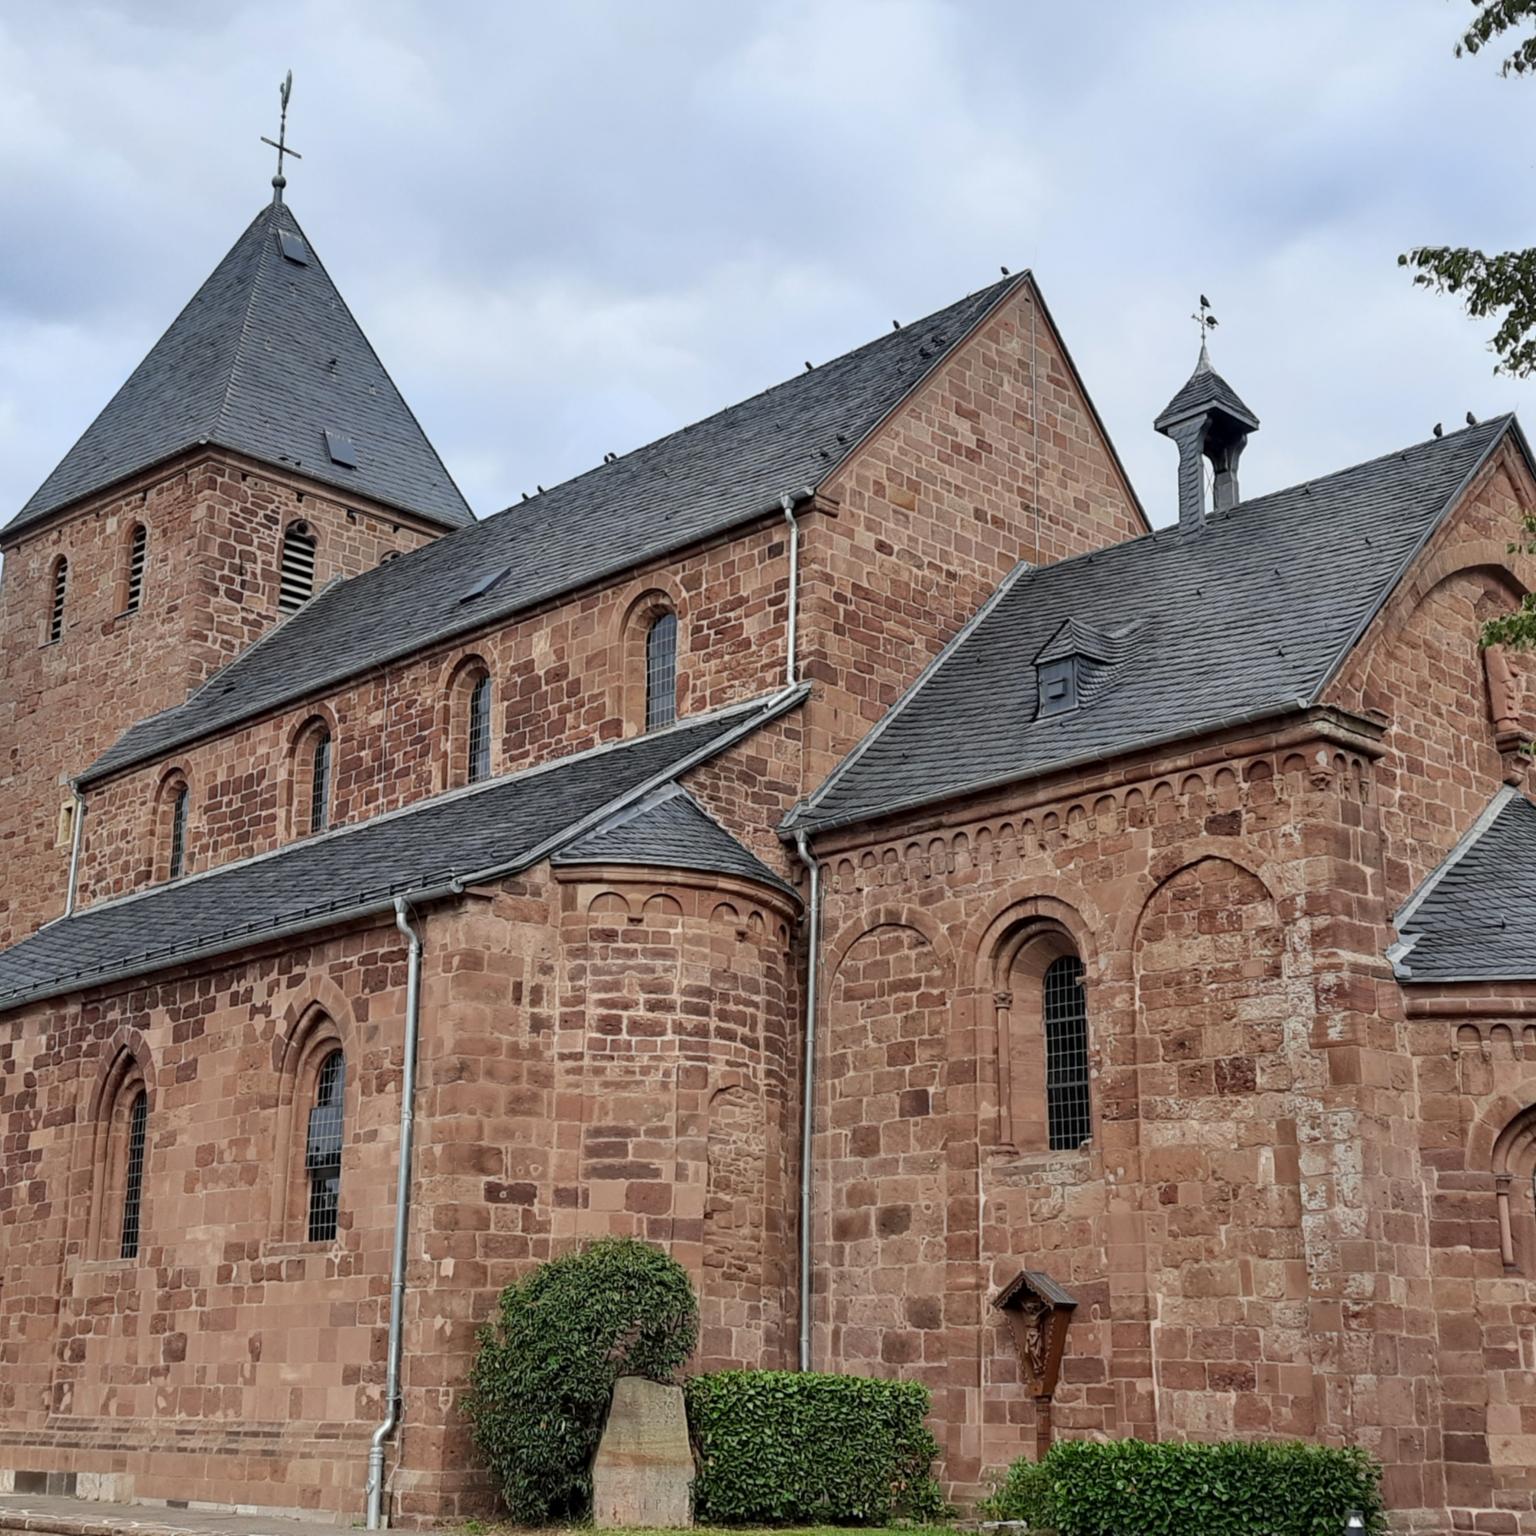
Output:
top-left (1, 175), bottom-right (1535, 1532)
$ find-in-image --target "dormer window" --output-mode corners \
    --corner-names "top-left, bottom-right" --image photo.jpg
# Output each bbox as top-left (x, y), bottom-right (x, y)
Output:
top-left (1034, 617), bottom-right (1141, 722)
top-left (1038, 658), bottom-right (1078, 717)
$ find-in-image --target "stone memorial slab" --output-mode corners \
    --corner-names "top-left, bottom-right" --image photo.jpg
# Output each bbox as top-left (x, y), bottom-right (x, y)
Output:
top-left (591, 1375), bottom-right (693, 1529)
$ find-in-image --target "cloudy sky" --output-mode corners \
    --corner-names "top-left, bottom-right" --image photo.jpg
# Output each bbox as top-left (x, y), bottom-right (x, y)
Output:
top-left (1, 0), bottom-right (1533, 531)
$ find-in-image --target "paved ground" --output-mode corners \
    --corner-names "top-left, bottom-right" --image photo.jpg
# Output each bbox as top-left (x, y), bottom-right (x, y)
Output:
top-left (0, 1496), bottom-right (346, 1536)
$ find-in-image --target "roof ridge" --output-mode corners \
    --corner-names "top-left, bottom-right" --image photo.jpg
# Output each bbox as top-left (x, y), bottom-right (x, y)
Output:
top-left (484, 271), bottom-right (1022, 521)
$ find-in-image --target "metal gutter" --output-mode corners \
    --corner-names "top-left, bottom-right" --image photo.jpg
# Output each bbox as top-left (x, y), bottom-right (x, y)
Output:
top-left (780, 488), bottom-right (815, 688)
top-left (366, 897), bottom-right (425, 1529)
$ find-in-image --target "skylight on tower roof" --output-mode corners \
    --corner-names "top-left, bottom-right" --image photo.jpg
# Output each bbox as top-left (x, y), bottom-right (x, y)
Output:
top-left (323, 429), bottom-right (357, 469)
top-left (278, 230), bottom-right (310, 266)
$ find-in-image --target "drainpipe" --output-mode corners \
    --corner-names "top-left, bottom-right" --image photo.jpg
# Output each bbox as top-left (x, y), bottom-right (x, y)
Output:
top-left (64, 784), bottom-right (86, 917)
top-left (780, 488), bottom-right (812, 689)
top-left (366, 896), bottom-right (424, 1530)
top-left (791, 830), bottom-right (822, 1371)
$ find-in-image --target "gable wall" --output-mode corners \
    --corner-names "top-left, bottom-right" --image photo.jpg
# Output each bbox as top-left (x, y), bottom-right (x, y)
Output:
top-left (0, 453), bottom-right (432, 948)
top-left (799, 281), bottom-right (1146, 792)
top-left (1325, 441), bottom-right (1536, 910)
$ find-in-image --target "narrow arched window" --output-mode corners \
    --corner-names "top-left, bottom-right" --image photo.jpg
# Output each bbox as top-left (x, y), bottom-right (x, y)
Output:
top-left (119, 1090), bottom-right (148, 1260)
top-left (645, 611), bottom-right (678, 730)
top-left (125, 523), bottom-right (148, 613)
top-left (48, 557), bottom-right (68, 643)
top-left (309, 727), bottom-right (332, 833)
top-left (306, 1050), bottom-right (345, 1242)
top-left (1043, 954), bottom-right (1090, 1150)
top-left (168, 783), bottom-right (189, 879)
top-left (467, 674), bottom-right (492, 783)
top-left (279, 522), bottom-right (317, 612)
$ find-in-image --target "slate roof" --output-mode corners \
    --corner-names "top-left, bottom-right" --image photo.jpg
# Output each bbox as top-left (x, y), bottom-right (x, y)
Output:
top-left (1391, 789), bottom-right (1536, 983)
top-left (787, 416), bottom-right (1516, 835)
top-left (552, 783), bottom-right (797, 899)
top-left (1154, 343), bottom-right (1259, 431)
top-left (6, 201), bottom-right (473, 538)
top-left (0, 691), bottom-right (800, 1012)
top-left (81, 272), bottom-right (1036, 786)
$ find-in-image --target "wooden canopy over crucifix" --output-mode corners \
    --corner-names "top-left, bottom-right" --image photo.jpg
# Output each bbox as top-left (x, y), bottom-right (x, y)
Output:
top-left (993, 1268), bottom-right (1078, 1459)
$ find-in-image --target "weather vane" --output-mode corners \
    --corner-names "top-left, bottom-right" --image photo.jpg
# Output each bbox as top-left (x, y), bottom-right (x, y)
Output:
top-left (1192, 294), bottom-right (1218, 350)
top-left (262, 70), bottom-right (302, 205)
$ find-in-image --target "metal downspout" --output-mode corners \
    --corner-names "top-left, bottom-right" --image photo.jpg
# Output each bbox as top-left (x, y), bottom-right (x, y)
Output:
top-left (64, 784), bottom-right (86, 917)
top-left (366, 897), bottom-right (424, 1529)
top-left (780, 489), bottom-right (812, 689)
top-left (792, 830), bottom-right (821, 1371)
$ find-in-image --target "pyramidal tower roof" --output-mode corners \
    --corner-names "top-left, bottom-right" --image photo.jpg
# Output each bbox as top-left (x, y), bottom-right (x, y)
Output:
top-left (6, 200), bottom-right (474, 537)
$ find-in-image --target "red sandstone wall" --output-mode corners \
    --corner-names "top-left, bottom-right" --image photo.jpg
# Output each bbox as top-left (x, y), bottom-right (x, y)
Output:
top-left (805, 718), bottom-right (1433, 1510)
top-left (0, 452), bottom-right (436, 945)
top-left (0, 917), bottom-right (415, 1516)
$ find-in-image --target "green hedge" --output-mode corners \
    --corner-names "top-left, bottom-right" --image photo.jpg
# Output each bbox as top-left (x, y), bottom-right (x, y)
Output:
top-left (982, 1438), bottom-right (1385, 1536)
top-left (463, 1237), bottom-right (698, 1523)
top-left (686, 1369), bottom-right (947, 1525)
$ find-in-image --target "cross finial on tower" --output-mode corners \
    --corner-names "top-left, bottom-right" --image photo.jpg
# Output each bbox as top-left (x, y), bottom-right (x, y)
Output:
top-left (261, 70), bottom-right (302, 205)
top-left (1191, 294), bottom-right (1218, 369)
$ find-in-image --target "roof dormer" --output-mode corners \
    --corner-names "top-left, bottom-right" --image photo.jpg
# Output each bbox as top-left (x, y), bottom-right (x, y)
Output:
top-left (1033, 617), bottom-right (1141, 719)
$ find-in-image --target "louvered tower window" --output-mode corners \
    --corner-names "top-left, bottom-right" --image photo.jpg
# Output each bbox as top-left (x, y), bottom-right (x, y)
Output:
top-left (120, 1090), bottom-right (148, 1260)
top-left (279, 523), bottom-right (317, 612)
top-left (48, 557), bottom-right (68, 643)
top-left (1043, 955), bottom-right (1091, 1150)
top-left (467, 675), bottom-right (492, 783)
top-left (306, 1051), bottom-right (345, 1242)
top-left (645, 612), bottom-right (678, 731)
top-left (125, 524), bottom-right (148, 613)
top-left (168, 784), bottom-right (189, 879)
top-left (309, 728), bottom-right (332, 833)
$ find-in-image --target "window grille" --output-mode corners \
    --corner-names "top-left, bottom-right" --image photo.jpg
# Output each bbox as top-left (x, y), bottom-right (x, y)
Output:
top-left (279, 524), bottom-right (317, 612)
top-left (126, 524), bottom-right (148, 613)
top-left (467, 675), bottom-right (492, 783)
top-left (1043, 954), bottom-right (1091, 1150)
top-left (168, 784), bottom-right (189, 879)
top-left (49, 558), bottom-right (68, 643)
top-left (306, 1051), bottom-right (345, 1242)
top-left (120, 1090), bottom-right (147, 1260)
top-left (645, 612), bottom-right (678, 731)
top-left (309, 729), bottom-right (332, 833)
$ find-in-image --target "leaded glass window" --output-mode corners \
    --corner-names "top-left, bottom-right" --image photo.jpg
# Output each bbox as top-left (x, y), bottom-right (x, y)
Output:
top-left (645, 612), bottom-right (678, 731)
top-left (168, 784), bottom-right (189, 879)
top-left (468, 675), bottom-right (492, 783)
top-left (120, 1091), bottom-right (148, 1260)
top-left (306, 1051), bottom-right (345, 1242)
top-left (309, 728), bottom-right (332, 833)
top-left (1044, 954), bottom-right (1091, 1150)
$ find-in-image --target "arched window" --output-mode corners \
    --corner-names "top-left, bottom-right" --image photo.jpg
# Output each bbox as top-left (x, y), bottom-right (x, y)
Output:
top-left (468, 674), bottom-right (492, 783)
top-left (308, 726), bottom-right (332, 833)
top-left (166, 780), bottom-right (190, 879)
top-left (305, 1050), bottom-right (346, 1242)
top-left (1043, 954), bottom-right (1090, 1150)
top-left (120, 1091), bottom-right (148, 1258)
top-left (124, 523), bottom-right (148, 613)
top-left (279, 521), bottom-right (317, 612)
top-left (90, 1048), bottom-right (151, 1262)
top-left (645, 611), bottom-right (678, 730)
top-left (48, 556), bottom-right (68, 643)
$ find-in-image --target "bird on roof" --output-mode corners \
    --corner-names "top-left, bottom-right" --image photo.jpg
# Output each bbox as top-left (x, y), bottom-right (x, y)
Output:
top-left (804, 361), bottom-right (814, 371)
top-left (1433, 423), bottom-right (1444, 438)
top-left (892, 320), bottom-right (900, 330)
top-left (1466, 410), bottom-right (1478, 426)
top-left (1001, 265), bottom-right (1010, 276)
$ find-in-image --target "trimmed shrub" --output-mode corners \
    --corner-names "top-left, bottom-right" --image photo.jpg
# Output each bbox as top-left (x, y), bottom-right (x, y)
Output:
top-left (687, 1368), bottom-right (947, 1525)
top-left (989, 1438), bottom-right (1384, 1536)
top-left (463, 1237), bottom-right (698, 1523)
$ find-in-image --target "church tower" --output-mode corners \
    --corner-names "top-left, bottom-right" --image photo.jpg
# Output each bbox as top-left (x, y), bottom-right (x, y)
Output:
top-left (0, 193), bottom-right (473, 946)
